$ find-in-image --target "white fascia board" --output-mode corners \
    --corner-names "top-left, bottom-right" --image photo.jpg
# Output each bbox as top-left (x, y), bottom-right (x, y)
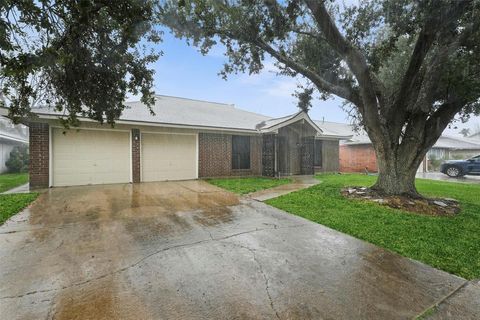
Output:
top-left (28, 113), bottom-right (263, 135)
top-left (261, 111), bottom-right (324, 134)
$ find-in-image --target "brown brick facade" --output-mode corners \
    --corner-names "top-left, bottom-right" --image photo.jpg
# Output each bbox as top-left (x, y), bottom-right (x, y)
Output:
top-left (198, 133), bottom-right (262, 178)
top-left (29, 122), bottom-right (50, 189)
top-left (339, 144), bottom-right (377, 173)
top-left (131, 129), bottom-right (141, 183)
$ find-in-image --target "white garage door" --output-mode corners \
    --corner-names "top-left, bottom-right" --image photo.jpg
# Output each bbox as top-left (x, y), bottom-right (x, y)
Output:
top-left (141, 133), bottom-right (197, 182)
top-left (52, 128), bottom-right (130, 186)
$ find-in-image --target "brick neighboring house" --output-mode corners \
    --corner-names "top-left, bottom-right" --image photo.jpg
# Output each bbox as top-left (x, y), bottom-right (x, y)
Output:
top-left (0, 95), bottom-right (350, 188)
top-left (316, 121), bottom-right (480, 173)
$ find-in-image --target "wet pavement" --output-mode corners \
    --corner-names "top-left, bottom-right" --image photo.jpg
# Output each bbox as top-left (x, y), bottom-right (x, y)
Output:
top-left (248, 175), bottom-right (320, 201)
top-left (2, 183), bottom-right (30, 194)
top-left (426, 280), bottom-right (480, 320)
top-left (416, 172), bottom-right (480, 184)
top-left (0, 180), bottom-right (468, 319)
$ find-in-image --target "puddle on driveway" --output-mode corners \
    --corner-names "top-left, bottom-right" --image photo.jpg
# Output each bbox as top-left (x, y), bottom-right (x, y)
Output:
top-left (26, 181), bottom-right (239, 229)
top-left (53, 277), bottom-right (151, 320)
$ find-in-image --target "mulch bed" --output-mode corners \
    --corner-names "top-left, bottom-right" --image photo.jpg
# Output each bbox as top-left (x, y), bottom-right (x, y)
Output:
top-left (342, 186), bottom-right (461, 216)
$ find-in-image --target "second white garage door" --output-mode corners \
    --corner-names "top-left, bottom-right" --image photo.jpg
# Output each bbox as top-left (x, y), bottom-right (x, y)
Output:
top-left (141, 133), bottom-right (197, 182)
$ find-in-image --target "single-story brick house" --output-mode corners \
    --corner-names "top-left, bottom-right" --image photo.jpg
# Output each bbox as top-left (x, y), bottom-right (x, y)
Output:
top-left (316, 121), bottom-right (480, 173)
top-left (0, 95), bottom-right (350, 188)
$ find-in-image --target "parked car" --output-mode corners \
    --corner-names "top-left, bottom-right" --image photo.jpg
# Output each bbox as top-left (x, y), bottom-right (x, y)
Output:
top-left (440, 155), bottom-right (480, 177)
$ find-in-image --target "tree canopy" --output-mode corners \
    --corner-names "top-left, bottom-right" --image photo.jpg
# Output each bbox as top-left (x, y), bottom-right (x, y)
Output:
top-left (159, 0), bottom-right (480, 195)
top-left (1, 0), bottom-right (160, 125)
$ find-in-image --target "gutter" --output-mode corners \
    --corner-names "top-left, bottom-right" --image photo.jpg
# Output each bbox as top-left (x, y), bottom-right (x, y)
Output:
top-left (0, 133), bottom-right (28, 144)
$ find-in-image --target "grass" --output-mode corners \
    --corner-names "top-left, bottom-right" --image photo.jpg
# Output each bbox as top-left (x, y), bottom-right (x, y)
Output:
top-left (0, 173), bottom-right (29, 193)
top-left (266, 174), bottom-right (480, 279)
top-left (207, 177), bottom-right (291, 195)
top-left (0, 193), bottom-right (38, 225)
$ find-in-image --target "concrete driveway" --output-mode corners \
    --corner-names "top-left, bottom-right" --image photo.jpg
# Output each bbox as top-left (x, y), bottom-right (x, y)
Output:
top-left (0, 181), bottom-right (466, 319)
top-left (416, 172), bottom-right (480, 184)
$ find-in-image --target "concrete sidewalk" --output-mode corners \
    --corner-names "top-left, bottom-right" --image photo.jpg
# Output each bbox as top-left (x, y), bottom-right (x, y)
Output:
top-left (1, 183), bottom-right (30, 194)
top-left (247, 175), bottom-right (320, 201)
top-left (425, 280), bottom-right (480, 319)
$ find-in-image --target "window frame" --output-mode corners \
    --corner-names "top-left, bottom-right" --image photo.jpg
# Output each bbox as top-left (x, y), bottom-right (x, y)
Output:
top-left (232, 135), bottom-right (251, 170)
top-left (314, 140), bottom-right (323, 167)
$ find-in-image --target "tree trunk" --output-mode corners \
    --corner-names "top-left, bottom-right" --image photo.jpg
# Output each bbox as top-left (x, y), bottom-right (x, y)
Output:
top-left (371, 147), bottom-right (426, 197)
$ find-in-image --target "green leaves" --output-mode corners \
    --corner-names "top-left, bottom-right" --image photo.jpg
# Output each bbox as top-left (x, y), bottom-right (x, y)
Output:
top-left (1, 0), bottom-right (161, 126)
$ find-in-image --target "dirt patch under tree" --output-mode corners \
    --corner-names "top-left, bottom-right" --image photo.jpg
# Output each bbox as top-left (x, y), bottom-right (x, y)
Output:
top-left (342, 187), bottom-right (460, 216)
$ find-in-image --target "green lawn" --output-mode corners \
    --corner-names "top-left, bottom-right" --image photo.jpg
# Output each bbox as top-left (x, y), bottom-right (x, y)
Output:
top-left (207, 177), bottom-right (291, 195)
top-left (0, 173), bottom-right (29, 193)
top-left (0, 193), bottom-right (38, 225)
top-left (266, 174), bottom-right (480, 279)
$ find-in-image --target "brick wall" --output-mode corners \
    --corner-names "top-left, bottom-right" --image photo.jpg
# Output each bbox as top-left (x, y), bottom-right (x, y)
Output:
top-left (131, 129), bottom-right (141, 183)
top-left (29, 122), bottom-right (49, 189)
top-left (339, 144), bottom-right (378, 173)
top-left (198, 133), bottom-right (262, 178)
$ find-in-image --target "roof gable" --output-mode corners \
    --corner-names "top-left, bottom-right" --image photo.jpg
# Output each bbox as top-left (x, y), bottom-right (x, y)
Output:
top-left (257, 111), bottom-right (323, 134)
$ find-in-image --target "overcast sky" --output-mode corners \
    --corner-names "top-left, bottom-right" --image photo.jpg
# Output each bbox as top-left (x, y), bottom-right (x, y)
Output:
top-left (142, 29), bottom-right (480, 136)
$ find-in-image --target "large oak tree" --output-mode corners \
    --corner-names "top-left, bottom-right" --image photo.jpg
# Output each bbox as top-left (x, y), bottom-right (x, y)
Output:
top-left (1, 0), bottom-right (160, 126)
top-left (159, 0), bottom-right (480, 196)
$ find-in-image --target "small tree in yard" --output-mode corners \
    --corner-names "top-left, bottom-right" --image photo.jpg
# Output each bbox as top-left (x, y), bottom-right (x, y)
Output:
top-left (5, 145), bottom-right (29, 173)
top-left (159, 0), bottom-right (480, 197)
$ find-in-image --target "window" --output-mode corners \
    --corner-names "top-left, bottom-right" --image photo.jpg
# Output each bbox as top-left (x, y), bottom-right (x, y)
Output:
top-left (314, 140), bottom-right (323, 167)
top-left (232, 135), bottom-right (251, 169)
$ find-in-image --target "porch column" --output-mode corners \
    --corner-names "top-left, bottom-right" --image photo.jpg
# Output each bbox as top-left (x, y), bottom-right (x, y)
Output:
top-left (29, 122), bottom-right (50, 189)
top-left (262, 134), bottom-right (276, 177)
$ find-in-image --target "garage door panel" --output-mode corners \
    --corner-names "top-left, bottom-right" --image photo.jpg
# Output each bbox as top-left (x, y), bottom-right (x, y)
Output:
top-left (52, 129), bottom-right (130, 186)
top-left (141, 133), bottom-right (197, 182)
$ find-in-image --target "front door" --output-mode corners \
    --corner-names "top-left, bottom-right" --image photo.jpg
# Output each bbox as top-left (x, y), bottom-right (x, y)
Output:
top-left (277, 136), bottom-right (288, 175)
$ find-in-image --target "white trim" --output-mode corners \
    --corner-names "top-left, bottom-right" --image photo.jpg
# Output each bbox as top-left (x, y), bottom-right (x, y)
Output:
top-left (261, 111), bottom-right (325, 135)
top-left (50, 125), bottom-right (130, 133)
top-left (140, 130), bottom-right (197, 136)
top-left (129, 130), bottom-right (133, 183)
top-left (31, 113), bottom-right (262, 134)
top-left (49, 126), bottom-right (52, 187)
top-left (196, 133), bottom-right (199, 179)
top-left (0, 133), bottom-right (28, 144)
top-left (139, 131), bottom-right (143, 182)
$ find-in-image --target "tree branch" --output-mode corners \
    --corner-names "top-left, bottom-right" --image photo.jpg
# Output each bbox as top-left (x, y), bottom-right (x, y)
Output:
top-left (252, 38), bottom-right (361, 106)
top-left (303, 0), bottom-right (381, 133)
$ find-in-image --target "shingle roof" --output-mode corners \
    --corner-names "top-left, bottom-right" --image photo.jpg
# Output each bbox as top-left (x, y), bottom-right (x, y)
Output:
top-left (17, 95), bottom-right (347, 139)
top-left (124, 95), bottom-right (271, 131)
top-left (314, 120), bottom-right (480, 150)
top-left (314, 120), bottom-right (370, 144)
top-left (433, 135), bottom-right (480, 150)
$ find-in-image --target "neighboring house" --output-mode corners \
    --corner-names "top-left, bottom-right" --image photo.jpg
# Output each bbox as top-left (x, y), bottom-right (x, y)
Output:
top-left (0, 95), bottom-right (350, 188)
top-left (0, 117), bottom-right (28, 173)
top-left (427, 136), bottom-right (480, 160)
top-left (315, 120), bottom-right (480, 173)
top-left (470, 131), bottom-right (480, 141)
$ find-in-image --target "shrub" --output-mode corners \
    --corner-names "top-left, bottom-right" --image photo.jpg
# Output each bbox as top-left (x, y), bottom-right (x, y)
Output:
top-left (5, 145), bottom-right (29, 173)
top-left (428, 154), bottom-right (442, 172)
